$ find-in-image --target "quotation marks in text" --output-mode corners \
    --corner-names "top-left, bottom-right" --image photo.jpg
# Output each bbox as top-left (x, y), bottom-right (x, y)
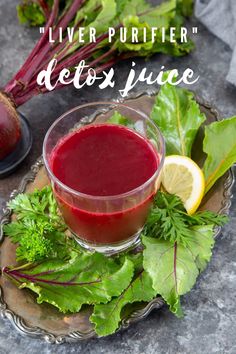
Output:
top-left (39, 27), bottom-right (199, 37)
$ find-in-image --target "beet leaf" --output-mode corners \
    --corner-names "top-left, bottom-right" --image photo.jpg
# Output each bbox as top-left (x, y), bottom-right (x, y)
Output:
top-left (142, 225), bottom-right (215, 316)
top-left (91, 269), bottom-right (156, 336)
top-left (3, 255), bottom-right (134, 313)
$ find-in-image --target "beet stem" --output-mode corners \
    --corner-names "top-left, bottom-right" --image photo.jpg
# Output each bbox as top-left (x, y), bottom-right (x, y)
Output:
top-left (21, 32), bottom-right (110, 96)
top-left (5, 0), bottom-right (87, 98)
top-left (4, 0), bottom-right (60, 99)
top-left (14, 55), bottom-right (118, 106)
top-left (56, 0), bottom-right (85, 32)
top-left (3, 1), bottom-right (124, 106)
top-left (38, 0), bottom-right (51, 20)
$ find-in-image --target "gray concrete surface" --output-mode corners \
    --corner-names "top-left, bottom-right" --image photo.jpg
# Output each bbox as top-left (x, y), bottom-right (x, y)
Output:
top-left (0, 1), bottom-right (236, 353)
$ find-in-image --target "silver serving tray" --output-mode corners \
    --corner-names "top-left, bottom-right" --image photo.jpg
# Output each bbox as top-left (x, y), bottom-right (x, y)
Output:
top-left (0, 90), bottom-right (234, 344)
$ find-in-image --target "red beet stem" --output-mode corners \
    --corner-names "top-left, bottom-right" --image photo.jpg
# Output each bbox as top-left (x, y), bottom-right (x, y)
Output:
top-left (3, 1), bottom-right (127, 107)
top-left (18, 32), bottom-right (110, 97)
top-left (4, 0), bottom-right (60, 95)
top-left (54, 57), bottom-right (118, 91)
top-left (56, 0), bottom-right (85, 31)
top-left (50, 33), bottom-right (109, 77)
top-left (51, 24), bottom-right (120, 74)
top-left (53, 21), bottom-right (84, 63)
top-left (14, 56), bottom-right (118, 106)
top-left (34, 17), bottom-right (85, 74)
top-left (14, 45), bottom-right (100, 97)
top-left (14, 88), bottom-right (42, 106)
top-left (12, 43), bottom-right (120, 106)
top-left (5, 0), bottom-right (87, 97)
top-left (13, 0), bottom-right (61, 85)
top-left (38, 0), bottom-right (51, 20)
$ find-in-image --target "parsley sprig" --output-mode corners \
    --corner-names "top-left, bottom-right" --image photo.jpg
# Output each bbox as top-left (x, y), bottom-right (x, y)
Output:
top-left (4, 186), bottom-right (80, 262)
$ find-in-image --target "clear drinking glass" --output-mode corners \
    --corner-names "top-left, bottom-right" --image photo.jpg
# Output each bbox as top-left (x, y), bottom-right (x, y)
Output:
top-left (43, 102), bottom-right (165, 254)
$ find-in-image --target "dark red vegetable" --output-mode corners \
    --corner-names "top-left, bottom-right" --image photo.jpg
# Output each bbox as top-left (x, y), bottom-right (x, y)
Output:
top-left (0, 0), bottom-right (193, 161)
top-left (0, 92), bottom-right (21, 160)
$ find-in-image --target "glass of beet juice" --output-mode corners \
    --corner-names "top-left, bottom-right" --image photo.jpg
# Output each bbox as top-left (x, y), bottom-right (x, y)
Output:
top-left (43, 102), bottom-right (165, 254)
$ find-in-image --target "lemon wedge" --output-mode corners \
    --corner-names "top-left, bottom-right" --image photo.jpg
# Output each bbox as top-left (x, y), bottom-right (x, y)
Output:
top-left (161, 155), bottom-right (205, 214)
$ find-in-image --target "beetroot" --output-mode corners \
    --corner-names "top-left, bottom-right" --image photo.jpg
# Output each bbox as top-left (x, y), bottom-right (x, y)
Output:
top-left (0, 92), bottom-right (21, 160)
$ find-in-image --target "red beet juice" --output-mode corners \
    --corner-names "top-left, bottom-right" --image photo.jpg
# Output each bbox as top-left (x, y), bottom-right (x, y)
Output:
top-left (50, 124), bottom-right (159, 244)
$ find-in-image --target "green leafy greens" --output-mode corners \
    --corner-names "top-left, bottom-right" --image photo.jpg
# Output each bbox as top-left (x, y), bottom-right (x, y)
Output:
top-left (91, 269), bottom-right (156, 336)
top-left (142, 224), bottom-right (214, 317)
top-left (150, 78), bottom-right (206, 156)
top-left (4, 255), bottom-right (134, 313)
top-left (17, 0), bottom-right (49, 26)
top-left (150, 79), bottom-right (236, 193)
top-left (107, 111), bottom-right (132, 127)
top-left (202, 116), bottom-right (236, 193)
top-left (16, 0), bottom-right (194, 58)
top-left (4, 187), bottom-right (79, 262)
top-left (3, 185), bottom-right (228, 336)
top-left (3, 84), bottom-right (235, 337)
top-left (90, 252), bottom-right (156, 336)
top-left (143, 192), bottom-right (228, 246)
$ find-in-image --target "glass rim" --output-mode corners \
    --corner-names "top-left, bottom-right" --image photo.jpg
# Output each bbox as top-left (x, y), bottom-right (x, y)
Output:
top-left (43, 101), bottom-right (166, 201)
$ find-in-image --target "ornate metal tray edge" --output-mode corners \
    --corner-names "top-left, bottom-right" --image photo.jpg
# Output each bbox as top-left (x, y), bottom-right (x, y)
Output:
top-left (0, 90), bottom-right (235, 344)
